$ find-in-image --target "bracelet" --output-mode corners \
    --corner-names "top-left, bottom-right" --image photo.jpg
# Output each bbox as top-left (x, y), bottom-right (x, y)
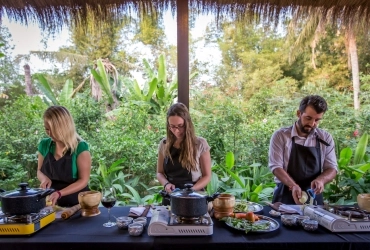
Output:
top-left (56, 190), bottom-right (62, 199)
top-left (163, 182), bottom-right (170, 189)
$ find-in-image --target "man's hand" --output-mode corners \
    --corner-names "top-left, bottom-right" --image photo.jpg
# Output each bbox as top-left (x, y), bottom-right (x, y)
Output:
top-left (311, 179), bottom-right (325, 194)
top-left (291, 185), bottom-right (304, 205)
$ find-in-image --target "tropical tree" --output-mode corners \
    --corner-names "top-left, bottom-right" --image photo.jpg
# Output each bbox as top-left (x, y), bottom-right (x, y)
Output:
top-left (288, 7), bottom-right (367, 111)
top-left (210, 17), bottom-right (286, 99)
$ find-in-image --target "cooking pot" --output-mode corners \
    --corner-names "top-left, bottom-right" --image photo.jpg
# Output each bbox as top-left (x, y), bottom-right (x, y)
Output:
top-left (160, 183), bottom-right (219, 217)
top-left (0, 183), bottom-right (55, 215)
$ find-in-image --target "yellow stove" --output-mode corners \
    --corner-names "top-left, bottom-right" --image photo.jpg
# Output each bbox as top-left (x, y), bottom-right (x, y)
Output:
top-left (0, 209), bottom-right (55, 235)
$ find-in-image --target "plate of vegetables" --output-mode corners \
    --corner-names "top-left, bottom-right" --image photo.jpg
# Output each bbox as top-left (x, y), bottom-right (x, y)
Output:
top-left (234, 200), bottom-right (264, 213)
top-left (222, 212), bottom-right (279, 234)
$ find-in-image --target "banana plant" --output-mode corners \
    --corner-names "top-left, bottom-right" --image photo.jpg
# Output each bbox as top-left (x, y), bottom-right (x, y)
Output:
top-left (34, 74), bottom-right (58, 105)
top-left (90, 58), bottom-right (116, 107)
top-left (34, 74), bottom-right (74, 106)
top-left (123, 54), bottom-right (198, 114)
top-left (337, 132), bottom-right (370, 181)
top-left (213, 152), bottom-right (274, 203)
top-left (327, 132), bottom-right (370, 204)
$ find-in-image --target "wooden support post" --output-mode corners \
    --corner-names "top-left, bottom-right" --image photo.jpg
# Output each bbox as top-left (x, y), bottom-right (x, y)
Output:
top-left (177, 0), bottom-right (189, 108)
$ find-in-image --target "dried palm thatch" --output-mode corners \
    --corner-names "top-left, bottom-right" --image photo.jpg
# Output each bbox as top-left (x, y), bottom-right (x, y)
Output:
top-left (0, 1), bottom-right (369, 31)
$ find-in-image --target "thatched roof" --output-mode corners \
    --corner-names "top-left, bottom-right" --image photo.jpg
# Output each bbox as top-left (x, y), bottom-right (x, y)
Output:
top-left (1, 0), bottom-right (369, 30)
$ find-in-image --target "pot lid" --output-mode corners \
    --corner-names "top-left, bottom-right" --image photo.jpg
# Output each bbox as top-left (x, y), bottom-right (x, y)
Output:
top-left (0, 183), bottom-right (45, 198)
top-left (170, 184), bottom-right (208, 199)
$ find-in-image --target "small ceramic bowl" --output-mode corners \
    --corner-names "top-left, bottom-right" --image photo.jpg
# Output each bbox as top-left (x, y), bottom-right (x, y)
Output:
top-left (116, 216), bottom-right (133, 230)
top-left (294, 215), bottom-right (310, 226)
top-left (302, 219), bottom-right (319, 231)
top-left (280, 214), bottom-right (297, 227)
top-left (128, 222), bottom-right (144, 236)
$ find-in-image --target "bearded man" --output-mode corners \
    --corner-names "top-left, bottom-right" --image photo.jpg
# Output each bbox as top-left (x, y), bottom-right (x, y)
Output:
top-left (268, 95), bottom-right (338, 205)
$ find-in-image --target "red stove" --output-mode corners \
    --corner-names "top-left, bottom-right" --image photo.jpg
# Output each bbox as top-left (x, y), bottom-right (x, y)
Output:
top-left (303, 205), bottom-right (370, 232)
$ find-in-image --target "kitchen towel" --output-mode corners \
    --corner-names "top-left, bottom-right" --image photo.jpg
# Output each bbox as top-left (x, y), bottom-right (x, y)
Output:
top-left (128, 205), bottom-right (152, 218)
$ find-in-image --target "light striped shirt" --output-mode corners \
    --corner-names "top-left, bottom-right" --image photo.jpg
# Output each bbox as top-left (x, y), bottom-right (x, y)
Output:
top-left (268, 122), bottom-right (338, 184)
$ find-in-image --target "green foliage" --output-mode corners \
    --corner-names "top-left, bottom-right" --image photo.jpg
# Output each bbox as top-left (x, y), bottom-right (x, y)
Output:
top-left (122, 54), bottom-right (183, 114)
top-left (325, 133), bottom-right (370, 204)
top-left (212, 152), bottom-right (275, 203)
top-left (34, 74), bottom-right (58, 105)
top-left (34, 75), bottom-right (76, 106)
top-left (0, 43), bottom-right (4, 58)
top-left (206, 172), bottom-right (221, 196)
top-left (0, 95), bottom-right (47, 185)
top-left (0, 158), bottom-right (28, 191)
top-left (90, 59), bottom-right (114, 105)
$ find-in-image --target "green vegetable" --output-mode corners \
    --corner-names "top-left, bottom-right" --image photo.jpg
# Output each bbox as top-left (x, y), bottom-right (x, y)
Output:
top-left (223, 217), bottom-right (271, 234)
top-left (234, 200), bottom-right (252, 212)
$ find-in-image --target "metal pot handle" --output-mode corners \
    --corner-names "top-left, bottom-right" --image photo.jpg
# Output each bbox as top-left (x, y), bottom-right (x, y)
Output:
top-left (37, 189), bottom-right (55, 201)
top-left (159, 190), bottom-right (170, 198)
top-left (206, 192), bottom-right (220, 202)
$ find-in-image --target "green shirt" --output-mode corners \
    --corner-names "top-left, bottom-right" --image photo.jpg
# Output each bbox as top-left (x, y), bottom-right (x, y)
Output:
top-left (38, 138), bottom-right (89, 179)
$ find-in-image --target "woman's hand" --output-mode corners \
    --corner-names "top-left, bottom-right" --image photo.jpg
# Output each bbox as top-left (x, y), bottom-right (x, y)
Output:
top-left (165, 183), bottom-right (175, 193)
top-left (38, 170), bottom-right (52, 189)
top-left (48, 191), bottom-right (60, 206)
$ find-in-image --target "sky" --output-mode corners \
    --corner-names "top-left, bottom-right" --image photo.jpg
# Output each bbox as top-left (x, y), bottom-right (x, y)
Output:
top-left (2, 11), bottom-right (221, 82)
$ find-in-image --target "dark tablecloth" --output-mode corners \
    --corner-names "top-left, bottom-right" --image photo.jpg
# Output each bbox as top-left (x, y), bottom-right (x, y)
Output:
top-left (1, 206), bottom-right (370, 250)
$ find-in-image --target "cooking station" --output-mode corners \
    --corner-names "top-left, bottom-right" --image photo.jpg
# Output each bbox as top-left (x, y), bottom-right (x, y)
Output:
top-left (148, 206), bottom-right (213, 236)
top-left (0, 208), bottom-right (55, 235)
top-left (0, 206), bottom-right (370, 250)
top-left (303, 205), bottom-right (370, 232)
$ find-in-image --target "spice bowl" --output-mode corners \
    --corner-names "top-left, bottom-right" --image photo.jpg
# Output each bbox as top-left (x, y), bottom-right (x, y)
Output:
top-left (294, 215), bottom-right (310, 226)
top-left (116, 216), bottom-right (133, 230)
top-left (302, 219), bottom-right (319, 231)
top-left (280, 214), bottom-right (297, 227)
top-left (133, 217), bottom-right (147, 227)
top-left (128, 222), bottom-right (144, 236)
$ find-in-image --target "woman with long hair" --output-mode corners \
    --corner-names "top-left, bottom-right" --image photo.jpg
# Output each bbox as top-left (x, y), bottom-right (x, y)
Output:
top-left (156, 103), bottom-right (212, 204)
top-left (37, 106), bottom-right (91, 207)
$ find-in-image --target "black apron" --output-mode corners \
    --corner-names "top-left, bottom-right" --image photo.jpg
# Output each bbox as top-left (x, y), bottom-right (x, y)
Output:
top-left (272, 136), bottom-right (324, 205)
top-left (40, 142), bottom-right (89, 207)
top-left (162, 144), bottom-right (193, 205)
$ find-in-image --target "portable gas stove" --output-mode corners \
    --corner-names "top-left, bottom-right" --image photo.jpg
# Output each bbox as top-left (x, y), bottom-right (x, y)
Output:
top-left (303, 205), bottom-right (370, 232)
top-left (148, 206), bottom-right (213, 236)
top-left (0, 208), bottom-right (55, 235)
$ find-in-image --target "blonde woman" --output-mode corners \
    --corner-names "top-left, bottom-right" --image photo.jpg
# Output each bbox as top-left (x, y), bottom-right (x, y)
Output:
top-left (37, 106), bottom-right (91, 207)
top-left (156, 103), bottom-right (212, 205)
